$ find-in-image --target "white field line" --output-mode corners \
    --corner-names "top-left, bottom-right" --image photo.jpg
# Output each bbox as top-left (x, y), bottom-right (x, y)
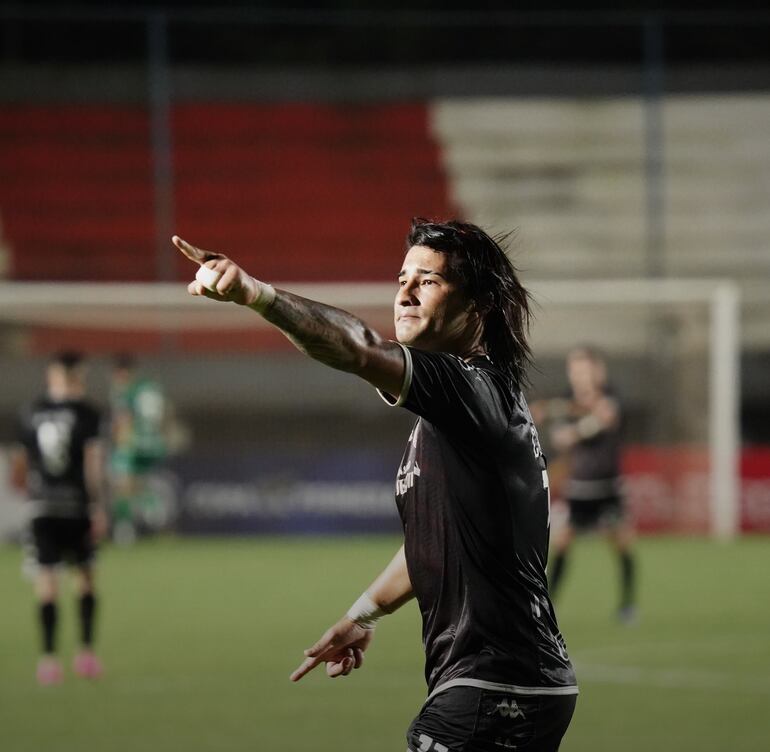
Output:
top-left (574, 663), bottom-right (770, 694)
top-left (573, 634), bottom-right (770, 660)
top-left (572, 635), bottom-right (770, 693)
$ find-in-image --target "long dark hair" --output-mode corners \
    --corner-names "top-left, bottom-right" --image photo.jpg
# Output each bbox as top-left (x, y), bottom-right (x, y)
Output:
top-left (407, 218), bottom-right (533, 390)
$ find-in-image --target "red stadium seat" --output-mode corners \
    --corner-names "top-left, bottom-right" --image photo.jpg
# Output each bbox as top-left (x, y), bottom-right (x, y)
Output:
top-left (0, 103), bottom-right (451, 282)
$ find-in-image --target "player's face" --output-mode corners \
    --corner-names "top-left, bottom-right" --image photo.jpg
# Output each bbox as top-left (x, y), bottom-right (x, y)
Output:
top-left (567, 354), bottom-right (601, 394)
top-left (47, 364), bottom-right (86, 399)
top-left (112, 366), bottom-right (133, 387)
top-left (394, 245), bottom-right (478, 352)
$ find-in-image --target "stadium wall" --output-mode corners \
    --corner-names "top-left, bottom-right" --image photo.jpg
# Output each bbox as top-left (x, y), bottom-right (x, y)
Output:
top-left (2, 444), bottom-right (770, 539)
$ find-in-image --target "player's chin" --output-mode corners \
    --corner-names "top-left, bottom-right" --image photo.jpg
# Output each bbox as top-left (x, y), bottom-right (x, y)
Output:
top-left (395, 320), bottom-right (425, 345)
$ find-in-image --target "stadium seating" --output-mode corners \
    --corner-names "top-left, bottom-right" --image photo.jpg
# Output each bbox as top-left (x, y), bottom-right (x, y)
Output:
top-left (3, 95), bottom-right (769, 356)
top-left (4, 96), bottom-right (769, 286)
top-left (0, 103), bottom-right (451, 282)
top-left (0, 106), bottom-right (154, 280)
top-left (431, 95), bottom-right (770, 280)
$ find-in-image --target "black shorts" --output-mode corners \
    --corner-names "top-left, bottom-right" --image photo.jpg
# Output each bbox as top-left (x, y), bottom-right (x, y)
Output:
top-left (567, 496), bottom-right (625, 531)
top-left (407, 685), bottom-right (576, 752)
top-left (30, 517), bottom-right (95, 567)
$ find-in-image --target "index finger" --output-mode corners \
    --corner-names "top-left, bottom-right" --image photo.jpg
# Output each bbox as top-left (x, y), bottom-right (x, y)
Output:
top-left (172, 235), bottom-right (214, 266)
top-left (290, 654), bottom-right (323, 683)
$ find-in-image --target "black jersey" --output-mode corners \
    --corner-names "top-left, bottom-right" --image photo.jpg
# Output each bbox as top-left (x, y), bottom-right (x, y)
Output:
top-left (379, 346), bottom-right (577, 698)
top-left (17, 397), bottom-right (101, 519)
top-left (566, 391), bottom-right (622, 501)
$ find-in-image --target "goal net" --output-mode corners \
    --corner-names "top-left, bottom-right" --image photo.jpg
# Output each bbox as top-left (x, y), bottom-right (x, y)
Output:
top-left (0, 277), bottom-right (741, 539)
top-left (527, 278), bottom-right (740, 540)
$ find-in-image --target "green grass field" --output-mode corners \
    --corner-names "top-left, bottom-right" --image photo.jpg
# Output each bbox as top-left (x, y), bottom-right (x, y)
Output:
top-left (1, 535), bottom-right (768, 752)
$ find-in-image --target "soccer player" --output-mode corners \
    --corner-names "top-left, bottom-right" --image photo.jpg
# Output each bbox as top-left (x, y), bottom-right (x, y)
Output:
top-left (10, 351), bottom-right (107, 684)
top-left (109, 354), bottom-right (168, 544)
top-left (537, 346), bottom-right (637, 623)
top-left (175, 219), bottom-right (577, 751)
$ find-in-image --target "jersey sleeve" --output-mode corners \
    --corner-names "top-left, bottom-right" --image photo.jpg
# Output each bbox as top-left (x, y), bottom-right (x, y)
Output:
top-left (377, 345), bottom-right (512, 441)
top-left (82, 404), bottom-right (102, 442)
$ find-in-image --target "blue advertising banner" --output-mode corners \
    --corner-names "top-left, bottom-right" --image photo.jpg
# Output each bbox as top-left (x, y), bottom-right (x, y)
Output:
top-left (167, 449), bottom-right (401, 535)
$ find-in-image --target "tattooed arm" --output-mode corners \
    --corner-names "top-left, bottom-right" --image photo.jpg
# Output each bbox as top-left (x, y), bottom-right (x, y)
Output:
top-left (173, 236), bottom-right (405, 398)
top-left (263, 290), bottom-right (405, 392)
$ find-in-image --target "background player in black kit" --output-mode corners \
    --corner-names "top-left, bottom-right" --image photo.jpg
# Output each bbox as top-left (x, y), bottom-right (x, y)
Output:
top-left (10, 351), bottom-right (107, 684)
top-left (535, 346), bottom-right (637, 623)
top-left (175, 219), bottom-right (578, 751)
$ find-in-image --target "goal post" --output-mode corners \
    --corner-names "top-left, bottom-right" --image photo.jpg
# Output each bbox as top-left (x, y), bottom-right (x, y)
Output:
top-left (709, 282), bottom-right (741, 540)
top-left (528, 278), bottom-right (741, 541)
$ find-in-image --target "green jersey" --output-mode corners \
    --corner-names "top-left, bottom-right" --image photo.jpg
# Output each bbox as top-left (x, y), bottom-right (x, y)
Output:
top-left (111, 377), bottom-right (167, 472)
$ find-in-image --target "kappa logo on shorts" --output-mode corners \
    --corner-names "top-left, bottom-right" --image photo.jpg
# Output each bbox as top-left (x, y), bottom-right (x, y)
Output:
top-left (494, 698), bottom-right (526, 719)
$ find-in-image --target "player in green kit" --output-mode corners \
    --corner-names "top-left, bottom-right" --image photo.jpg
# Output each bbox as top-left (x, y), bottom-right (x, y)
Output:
top-left (109, 354), bottom-right (168, 544)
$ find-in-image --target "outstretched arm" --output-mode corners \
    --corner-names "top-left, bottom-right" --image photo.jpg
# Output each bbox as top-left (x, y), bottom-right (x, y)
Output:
top-left (173, 236), bottom-right (405, 398)
top-left (290, 545), bottom-right (413, 682)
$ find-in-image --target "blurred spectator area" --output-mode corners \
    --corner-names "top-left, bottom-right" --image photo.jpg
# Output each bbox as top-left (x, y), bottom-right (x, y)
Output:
top-left (434, 97), bottom-right (770, 279)
top-left (0, 103), bottom-right (450, 282)
top-left (2, 96), bottom-right (770, 286)
top-left (2, 8), bottom-right (770, 292)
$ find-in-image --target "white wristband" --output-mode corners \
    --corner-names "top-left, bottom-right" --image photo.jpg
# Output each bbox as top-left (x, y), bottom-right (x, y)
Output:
top-left (247, 278), bottom-right (276, 314)
top-left (347, 592), bottom-right (387, 630)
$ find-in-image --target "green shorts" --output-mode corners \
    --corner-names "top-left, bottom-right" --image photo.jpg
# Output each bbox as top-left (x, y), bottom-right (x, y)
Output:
top-left (111, 451), bottom-right (164, 477)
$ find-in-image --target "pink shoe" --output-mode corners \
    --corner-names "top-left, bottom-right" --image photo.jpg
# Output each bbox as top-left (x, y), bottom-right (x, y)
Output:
top-left (73, 650), bottom-right (103, 679)
top-left (36, 656), bottom-right (63, 686)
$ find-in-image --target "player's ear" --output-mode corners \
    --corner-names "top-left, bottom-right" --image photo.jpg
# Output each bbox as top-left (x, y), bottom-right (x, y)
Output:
top-left (467, 291), bottom-right (493, 316)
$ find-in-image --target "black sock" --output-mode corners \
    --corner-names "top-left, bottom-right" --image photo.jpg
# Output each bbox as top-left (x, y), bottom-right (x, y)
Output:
top-left (549, 552), bottom-right (568, 600)
top-left (39, 602), bottom-right (57, 655)
top-left (79, 593), bottom-right (97, 647)
top-left (619, 551), bottom-right (635, 609)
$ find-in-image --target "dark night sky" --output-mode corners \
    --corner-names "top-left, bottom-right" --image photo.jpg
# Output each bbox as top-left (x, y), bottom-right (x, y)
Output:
top-left (2, 3), bottom-right (770, 66)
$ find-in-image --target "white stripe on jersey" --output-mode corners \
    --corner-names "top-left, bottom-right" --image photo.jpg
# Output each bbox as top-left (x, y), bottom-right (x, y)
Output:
top-left (425, 677), bottom-right (579, 704)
